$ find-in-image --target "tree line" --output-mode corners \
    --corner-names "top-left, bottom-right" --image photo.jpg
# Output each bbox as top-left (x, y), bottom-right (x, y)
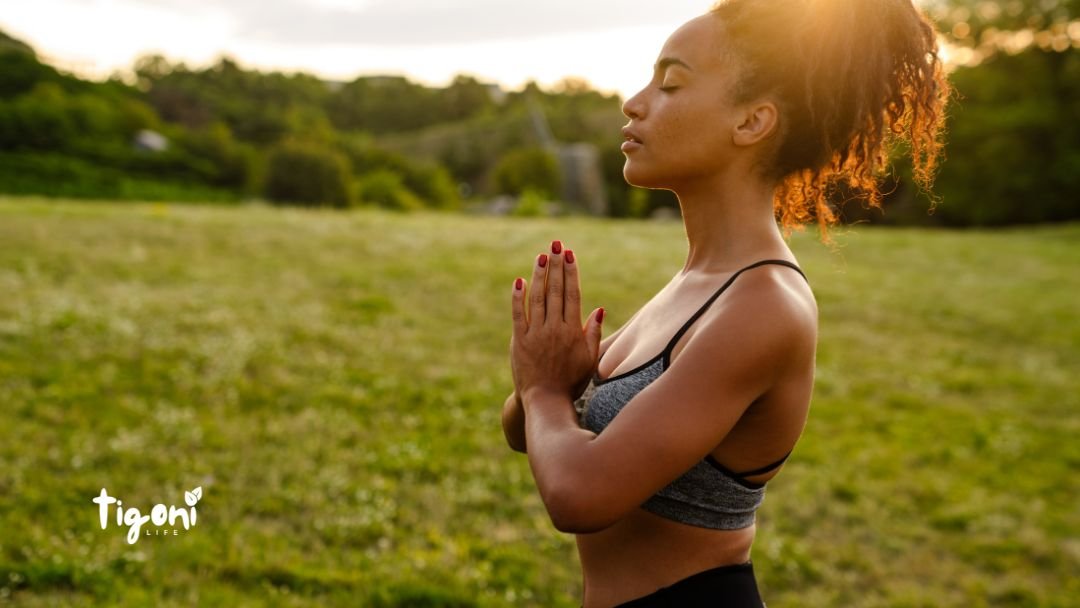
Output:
top-left (0, 9), bottom-right (1077, 226)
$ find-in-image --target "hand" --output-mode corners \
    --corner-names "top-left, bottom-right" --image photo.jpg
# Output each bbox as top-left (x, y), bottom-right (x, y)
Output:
top-left (510, 240), bottom-right (605, 407)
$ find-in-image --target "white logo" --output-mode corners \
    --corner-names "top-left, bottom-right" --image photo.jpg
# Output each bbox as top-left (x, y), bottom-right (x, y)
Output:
top-left (93, 487), bottom-right (202, 544)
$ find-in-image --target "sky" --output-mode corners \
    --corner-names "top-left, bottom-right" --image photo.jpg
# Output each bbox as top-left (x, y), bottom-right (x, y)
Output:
top-left (0, 0), bottom-right (718, 100)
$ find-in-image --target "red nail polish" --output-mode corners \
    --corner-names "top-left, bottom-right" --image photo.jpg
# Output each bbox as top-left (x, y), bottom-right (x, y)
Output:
top-left (551, 240), bottom-right (562, 255)
top-left (515, 277), bottom-right (523, 290)
top-left (565, 249), bottom-right (574, 264)
top-left (598, 308), bottom-right (605, 323)
top-left (539, 254), bottom-right (548, 268)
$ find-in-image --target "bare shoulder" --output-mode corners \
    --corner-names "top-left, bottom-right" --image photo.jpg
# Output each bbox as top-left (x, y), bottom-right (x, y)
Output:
top-left (729, 261), bottom-right (817, 319)
top-left (694, 262), bottom-right (818, 365)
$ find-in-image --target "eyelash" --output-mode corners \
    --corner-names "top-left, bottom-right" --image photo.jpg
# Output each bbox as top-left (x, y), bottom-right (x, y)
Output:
top-left (659, 85), bottom-right (679, 92)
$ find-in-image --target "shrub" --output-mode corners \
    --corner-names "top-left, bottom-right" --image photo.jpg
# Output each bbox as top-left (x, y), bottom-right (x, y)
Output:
top-left (339, 137), bottom-right (460, 210)
top-left (0, 151), bottom-right (237, 202)
top-left (492, 146), bottom-right (561, 198)
top-left (510, 188), bottom-right (549, 217)
top-left (400, 162), bottom-right (460, 210)
top-left (175, 122), bottom-right (256, 191)
top-left (263, 140), bottom-right (351, 207)
top-left (354, 169), bottom-right (424, 211)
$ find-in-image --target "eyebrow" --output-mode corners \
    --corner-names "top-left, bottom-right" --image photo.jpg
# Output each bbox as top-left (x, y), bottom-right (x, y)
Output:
top-left (653, 57), bottom-right (693, 73)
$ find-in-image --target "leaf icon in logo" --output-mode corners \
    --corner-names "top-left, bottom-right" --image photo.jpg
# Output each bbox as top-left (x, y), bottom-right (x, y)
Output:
top-left (185, 486), bottom-right (203, 506)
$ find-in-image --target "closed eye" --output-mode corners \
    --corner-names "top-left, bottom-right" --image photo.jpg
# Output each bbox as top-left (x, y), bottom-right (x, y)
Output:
top-left (659, 85), bottom-right (679, 93)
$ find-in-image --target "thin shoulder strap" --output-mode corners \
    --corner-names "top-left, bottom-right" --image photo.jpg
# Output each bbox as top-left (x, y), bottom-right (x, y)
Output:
top-left (660, 259), bottom-right (808, 360)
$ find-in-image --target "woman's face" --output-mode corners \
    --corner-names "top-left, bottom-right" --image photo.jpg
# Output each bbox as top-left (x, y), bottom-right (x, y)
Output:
top-left (621, 14), bottom-right (744, 189)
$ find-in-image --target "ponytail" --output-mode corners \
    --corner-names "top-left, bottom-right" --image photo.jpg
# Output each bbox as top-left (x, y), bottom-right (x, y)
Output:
top-left (709, 0), bottom-right (953, 243)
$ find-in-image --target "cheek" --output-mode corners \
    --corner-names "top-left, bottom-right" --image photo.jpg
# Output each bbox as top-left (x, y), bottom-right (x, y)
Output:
top-left (657, 104), bottom-right (692, 138)
top-left (675, 109), bottom-right (732, 165)
top-left (624, 99), bottom-right (729, 185)
top-left (659, 102), bottom-right (718, 154)
top-left (659, 120), bottom-right (717, 169)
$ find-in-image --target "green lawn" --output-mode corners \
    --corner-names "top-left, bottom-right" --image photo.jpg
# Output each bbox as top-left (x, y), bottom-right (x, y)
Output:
top-left (0, 196), bottom-right (1076, 607)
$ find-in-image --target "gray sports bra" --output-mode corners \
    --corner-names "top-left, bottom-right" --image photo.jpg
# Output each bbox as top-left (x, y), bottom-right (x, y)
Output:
top-left (573, 259), bottom-right (809, 530)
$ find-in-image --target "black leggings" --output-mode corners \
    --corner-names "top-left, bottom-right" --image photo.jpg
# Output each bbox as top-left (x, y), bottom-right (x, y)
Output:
top-left (611, 561), bottom-right (765, 607)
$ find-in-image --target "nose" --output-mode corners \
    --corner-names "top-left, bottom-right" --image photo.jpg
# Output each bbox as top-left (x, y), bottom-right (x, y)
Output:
top-left (622, 86), bottom-right (647, 120)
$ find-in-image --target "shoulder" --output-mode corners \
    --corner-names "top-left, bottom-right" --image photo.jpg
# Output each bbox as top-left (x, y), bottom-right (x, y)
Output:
top-left (726, 262), bottom-right (816, 322)
top-left (687, 263), bottom-right (817, 374)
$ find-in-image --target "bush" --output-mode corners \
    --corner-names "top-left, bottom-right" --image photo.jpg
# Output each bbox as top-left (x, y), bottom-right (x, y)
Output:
top-left (0, 152), bottom-right (237, 202)
top-left (492, 146), bottom-right (561, 198)
top-left (510, 188), bottom-right (549, 217)
top-left (400, 162), bottom-right (461, 210)
top-left (0, 49), bottom-right (62, 98)
top-left (263, 140), bottom-right (351, 207)
top-left (354, 169), bottom-right (424, 211)
top-left (339, 137), bottom-right (460, 210)
top-left (175, 122), bottom-right (256, 191)
top-left (0, 83), bottom-right (73, 150)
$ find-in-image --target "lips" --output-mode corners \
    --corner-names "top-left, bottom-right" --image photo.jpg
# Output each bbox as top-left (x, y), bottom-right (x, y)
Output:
top-left (621, 126), bottom-right (643, 145)
top-left (621, 126), bottom-right (644, 153)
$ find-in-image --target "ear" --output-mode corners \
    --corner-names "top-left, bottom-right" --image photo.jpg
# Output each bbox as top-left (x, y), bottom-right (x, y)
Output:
top-left (732, 99), bottom-right (778, 147)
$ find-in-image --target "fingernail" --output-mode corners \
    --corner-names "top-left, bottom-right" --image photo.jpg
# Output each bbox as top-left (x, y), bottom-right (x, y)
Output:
top-left (598, 308), bottom-right (605, 323)
top-left (515, 277), bottom-right (523, 290)
top-left (551, 240), bottom-right (562, 255)
top-left (538, 253), bottom-right (548, 268)
top-left (565, 249), bottom-right (574, 264)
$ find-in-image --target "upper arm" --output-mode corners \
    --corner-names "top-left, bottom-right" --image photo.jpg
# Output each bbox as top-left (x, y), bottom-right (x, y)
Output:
top-left (560, 275), bottom-right (816, 532)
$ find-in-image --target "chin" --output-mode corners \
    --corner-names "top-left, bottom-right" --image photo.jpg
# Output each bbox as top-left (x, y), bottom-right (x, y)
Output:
top-left (623, 163), bottom-right (668, 190)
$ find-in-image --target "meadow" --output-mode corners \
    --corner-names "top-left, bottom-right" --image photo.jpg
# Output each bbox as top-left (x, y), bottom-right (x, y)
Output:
top-left (0, 196), bottom-right (1076, 607)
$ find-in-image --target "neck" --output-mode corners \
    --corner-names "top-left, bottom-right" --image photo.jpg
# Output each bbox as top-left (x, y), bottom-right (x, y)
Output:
top-left (670, 167), bottom-right (788, 278)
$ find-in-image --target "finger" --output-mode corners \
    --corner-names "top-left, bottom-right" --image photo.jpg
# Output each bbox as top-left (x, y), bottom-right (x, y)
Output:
top-left (587, 307), bottom-right (605, 355)
top-left (511, 277), bottom-right (527, 337)
top-left (563, 247), bottom-right (582, 324)
top-left (545, 240), bottom-right (564, 326)
top-left (529, 252), bottom-right (548, 329)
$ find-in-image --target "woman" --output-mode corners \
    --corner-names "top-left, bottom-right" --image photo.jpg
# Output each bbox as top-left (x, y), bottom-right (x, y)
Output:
top-left (502, 0), bottom-right (950, 605)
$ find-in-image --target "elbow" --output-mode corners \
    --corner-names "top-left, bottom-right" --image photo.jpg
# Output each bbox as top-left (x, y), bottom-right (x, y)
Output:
top-left (501, 430), bottom-right (523, 454)
top-left (547, 497), bottom-right (583, 534)
top-left (545, 483), bottom-right (618, 534)
top-left (559, 513), bottom-right (620, 534)
top-left (552, 517), bottom-right (610, 535)
top-left (500, 400), bottom-right (527, 453)
top-left (502, 428), bottom-right (527, 453)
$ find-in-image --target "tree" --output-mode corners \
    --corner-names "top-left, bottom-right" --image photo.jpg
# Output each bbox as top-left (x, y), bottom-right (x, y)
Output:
top-left (927, 48), bottom-right (1079, 224)
top-left (927, 0), bottom-right (1078, 64)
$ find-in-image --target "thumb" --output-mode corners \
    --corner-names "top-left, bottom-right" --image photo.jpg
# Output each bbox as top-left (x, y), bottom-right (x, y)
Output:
top-left (586, 307), bottom-right (604, 354)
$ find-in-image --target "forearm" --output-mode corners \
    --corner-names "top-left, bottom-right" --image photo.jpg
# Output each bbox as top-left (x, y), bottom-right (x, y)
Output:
top-left (522, 389), bottom-right (596, 523)
top-left (501, 392), bottom-right (527, 453)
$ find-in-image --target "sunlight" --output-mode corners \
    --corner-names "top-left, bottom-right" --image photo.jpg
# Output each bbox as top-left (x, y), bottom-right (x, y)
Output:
top-left (0, 0), bottom-right (701, 99)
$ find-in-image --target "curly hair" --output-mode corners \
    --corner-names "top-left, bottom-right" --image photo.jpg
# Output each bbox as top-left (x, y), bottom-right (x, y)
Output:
top-left (709, 0), bottom-right (953, 243)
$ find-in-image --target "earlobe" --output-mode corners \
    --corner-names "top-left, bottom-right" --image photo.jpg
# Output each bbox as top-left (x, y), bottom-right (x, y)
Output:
top-left (732, 102), bottom-right (778, 147)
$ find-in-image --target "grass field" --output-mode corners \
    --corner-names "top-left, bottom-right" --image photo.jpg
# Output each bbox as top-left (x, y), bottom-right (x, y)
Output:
top-left (0, 196), bottom-right (1076, 607)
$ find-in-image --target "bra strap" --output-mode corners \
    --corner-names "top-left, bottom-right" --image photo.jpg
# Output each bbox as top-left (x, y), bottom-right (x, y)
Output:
top-left (732, 449), bottom-right (793, 477)
top-left (660, 259), bottom-right (808, 361)
top-left (704, 448), bottom-right (793, 481)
